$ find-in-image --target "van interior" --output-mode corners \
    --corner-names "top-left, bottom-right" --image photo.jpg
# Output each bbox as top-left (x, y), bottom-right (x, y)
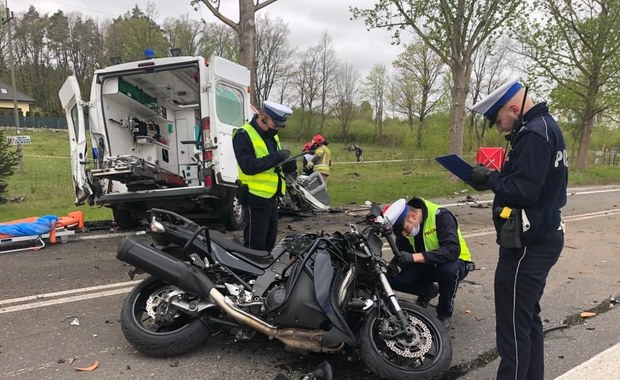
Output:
top-left (94, 63), bottom-right (205, 190)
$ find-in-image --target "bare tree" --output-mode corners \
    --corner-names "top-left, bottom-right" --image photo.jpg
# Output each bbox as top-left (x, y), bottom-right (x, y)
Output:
top-left (333, 63), bottom-right (361, 143)
top-left (393, 41), bottom-right (444, 148)
top-left (193, 0), bottom-right (280, 105)
top-left (255, 14), bottom-right (293, 104)
top-left (364, 64), bottom-right (388, 143)
top-left (199, 22), bottom-right (239, 61)
top-left (163, 15), bottom-right (203, 56)
top-left (316, 32), bottom-right (339, 132)
top-left (292, 46), bottom-right (322, 140)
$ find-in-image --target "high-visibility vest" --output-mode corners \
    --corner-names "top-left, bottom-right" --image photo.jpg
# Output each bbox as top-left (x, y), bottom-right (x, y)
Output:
top-left (406, 199), bottom-right (472, 262)
top-left (235, 124), bottom-right (285, 198)
top-left (313, 145), bottom-right (331, 174)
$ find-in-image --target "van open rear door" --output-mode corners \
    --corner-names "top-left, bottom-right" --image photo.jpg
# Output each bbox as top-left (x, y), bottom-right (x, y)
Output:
top-left (58, 76), bottom-right (92, 205)
top-left (206, 56), bottom-right (252, 184)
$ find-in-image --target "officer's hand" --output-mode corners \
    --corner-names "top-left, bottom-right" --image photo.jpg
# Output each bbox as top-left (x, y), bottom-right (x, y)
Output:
top-left (471, 165), bottom-right (492, 185)
top-left (305, 161), bottom-right (315, 170)
top-left (277, 149), bottom-right (291, 162)
top-left (387, 260), bottom-right (401, 278)
top-left (396, 252), bottom-right (414, 267)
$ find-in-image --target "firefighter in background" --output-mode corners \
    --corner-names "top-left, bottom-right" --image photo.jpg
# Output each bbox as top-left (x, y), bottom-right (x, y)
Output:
top-left (305, 134), bottom-right (331, 183)
top-left (302, 141), bottom-right (315, 176)
top-left (232, 100), bottom-right (293, 251)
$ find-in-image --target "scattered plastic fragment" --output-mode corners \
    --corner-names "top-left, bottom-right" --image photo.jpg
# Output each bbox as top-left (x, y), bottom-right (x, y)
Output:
top-left (75, 360), bottom-right (99, 371)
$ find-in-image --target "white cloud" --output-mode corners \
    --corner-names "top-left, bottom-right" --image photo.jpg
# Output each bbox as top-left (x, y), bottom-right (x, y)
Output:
top-left (9, 0), bottom-right (405, 76)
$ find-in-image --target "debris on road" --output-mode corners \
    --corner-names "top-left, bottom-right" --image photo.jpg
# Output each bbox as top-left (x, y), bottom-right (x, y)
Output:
top-left (74, 360), bottom-right (99, 371)
top-left (70, 318), bottom-right (80, 326)
top-left (580, 311), bottom-right (597, 318)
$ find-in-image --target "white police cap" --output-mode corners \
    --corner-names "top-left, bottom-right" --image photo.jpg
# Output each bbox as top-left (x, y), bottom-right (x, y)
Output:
top-left (383, 198), bottom-right (408, 232)
top-left (471, 79), bottom-right (523, 124)
top-left (263, 100), bottom-right (293, 127)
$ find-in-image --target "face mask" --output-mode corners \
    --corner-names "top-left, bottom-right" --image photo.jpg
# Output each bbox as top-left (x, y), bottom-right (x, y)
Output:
top-left (409, 224), bottom-right (420, 237)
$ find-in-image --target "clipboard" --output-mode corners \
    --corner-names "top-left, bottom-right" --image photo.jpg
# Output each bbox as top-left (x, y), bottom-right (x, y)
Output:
top-left (435, 154), bottom-right (488, 191)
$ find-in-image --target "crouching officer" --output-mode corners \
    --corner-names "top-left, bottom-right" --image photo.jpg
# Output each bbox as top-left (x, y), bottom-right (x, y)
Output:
top-left (470, 79), bottom-right (568, 380)
top-left (233, 100), bottom-right (293, 251)
top-left (383, 197), bottom-right (474, 329)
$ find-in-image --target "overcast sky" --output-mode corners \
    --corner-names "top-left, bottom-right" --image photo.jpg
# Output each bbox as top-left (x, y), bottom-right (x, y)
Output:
top-left (9, 0), bottom-right (408, 77)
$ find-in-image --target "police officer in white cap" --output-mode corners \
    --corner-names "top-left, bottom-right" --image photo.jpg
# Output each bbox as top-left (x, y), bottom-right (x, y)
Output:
top-left (383, 197), bottom-right (473, 329)
top-left (470, 80), bottom-right (568, 380)
top-left (233, 100), bottom-right (293, 251)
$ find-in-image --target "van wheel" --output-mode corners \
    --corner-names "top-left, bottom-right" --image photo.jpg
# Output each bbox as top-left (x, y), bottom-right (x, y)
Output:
top-left (112, 207), bottom-right (142, 228)
top-left (219, 189), bottom-right (244, 231)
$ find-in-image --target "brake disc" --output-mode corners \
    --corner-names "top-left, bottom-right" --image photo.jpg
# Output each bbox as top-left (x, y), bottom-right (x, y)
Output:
top-left (145, 285), bottom-right (177, 323)
top-left (385, 314), bottom-right (433, 358)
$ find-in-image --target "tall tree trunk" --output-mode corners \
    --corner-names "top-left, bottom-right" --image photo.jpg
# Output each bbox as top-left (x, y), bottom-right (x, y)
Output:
top-left (575, 101), bottom-right (596, 170)
top-left (239, 0), bottom-right (258, 106)
top-left (449, 64), bottom-right (468, 156)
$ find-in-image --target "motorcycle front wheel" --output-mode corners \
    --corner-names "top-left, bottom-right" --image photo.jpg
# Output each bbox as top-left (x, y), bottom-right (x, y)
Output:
top-left (359, 300), bottom-right (452, 380)
top-left (120, 276), bottom-right (211, 357)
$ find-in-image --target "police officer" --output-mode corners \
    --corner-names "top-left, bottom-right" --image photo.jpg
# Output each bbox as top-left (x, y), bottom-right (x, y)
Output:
top-left (233, 100), bottom-right (293, 251)
top-left (383, 197), bottom-right (473, 329)
top-left (470, 80), bottom-right (568, 380)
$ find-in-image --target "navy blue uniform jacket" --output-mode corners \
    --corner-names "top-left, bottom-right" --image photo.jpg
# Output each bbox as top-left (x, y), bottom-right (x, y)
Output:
top-left (487, 103), bottom-right (568, 243)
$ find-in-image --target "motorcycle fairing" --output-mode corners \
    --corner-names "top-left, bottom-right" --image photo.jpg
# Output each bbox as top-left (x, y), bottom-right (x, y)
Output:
top-left (313, 250), bottom-right (357, 346)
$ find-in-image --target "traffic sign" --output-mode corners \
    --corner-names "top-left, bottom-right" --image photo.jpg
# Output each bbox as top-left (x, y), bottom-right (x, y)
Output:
top-left (7, 135), bottom-right (32, 145)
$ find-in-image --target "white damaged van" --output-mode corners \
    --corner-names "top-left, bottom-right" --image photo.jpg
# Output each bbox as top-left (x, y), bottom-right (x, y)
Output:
top-left (58, 55), bottom-right (250, 229)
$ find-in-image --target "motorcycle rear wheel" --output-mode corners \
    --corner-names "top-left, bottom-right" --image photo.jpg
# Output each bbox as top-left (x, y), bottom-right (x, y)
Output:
top-left (359, 300), bottom-right (452, 380)
top-left (120, 276), bottom-right (211, 357)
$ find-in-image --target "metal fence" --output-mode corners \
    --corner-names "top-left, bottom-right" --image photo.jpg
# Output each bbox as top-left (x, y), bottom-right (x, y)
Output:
top-left (0, 116), bottom-right (91, 129)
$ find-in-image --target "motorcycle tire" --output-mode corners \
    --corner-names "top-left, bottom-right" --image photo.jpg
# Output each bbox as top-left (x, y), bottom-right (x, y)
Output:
top-left (120, 276), bottom-right (211, 357)
top-left (359, 300), bottom-right (452, 380)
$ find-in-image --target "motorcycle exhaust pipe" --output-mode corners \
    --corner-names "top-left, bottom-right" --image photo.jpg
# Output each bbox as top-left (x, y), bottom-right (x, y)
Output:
top-left (208, 290), bottom-right (342, 353)
top-left (116, 237), bottom-right (215, 297)
top-left (117, 237), bottom-right (341, 353)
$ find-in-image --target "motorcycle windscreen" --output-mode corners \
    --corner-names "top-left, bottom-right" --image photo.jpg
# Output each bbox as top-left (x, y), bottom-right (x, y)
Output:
top-left (313, 251), bottom-right (356, 346)
top-left (58, 76), bottom-right (92, 205)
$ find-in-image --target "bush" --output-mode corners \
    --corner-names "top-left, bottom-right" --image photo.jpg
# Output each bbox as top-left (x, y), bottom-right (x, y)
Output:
top-left (0, 129), bottom-right (20, 198)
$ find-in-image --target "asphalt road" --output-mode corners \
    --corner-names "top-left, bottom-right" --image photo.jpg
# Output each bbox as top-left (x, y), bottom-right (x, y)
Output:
top-left (1, 185), bottom-right (619, 380)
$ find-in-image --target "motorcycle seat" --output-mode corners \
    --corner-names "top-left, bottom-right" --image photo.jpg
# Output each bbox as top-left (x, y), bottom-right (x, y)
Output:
top-left (207, 230), bottom-right (272, 260)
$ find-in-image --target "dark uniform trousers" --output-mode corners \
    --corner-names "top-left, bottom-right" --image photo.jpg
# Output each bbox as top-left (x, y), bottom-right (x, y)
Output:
top-left (243, 193), bottom-right (279, 252)
top-left (390, 259), bottom-right (468, 317)
top-left (495, 229), bottom-right (564, 380)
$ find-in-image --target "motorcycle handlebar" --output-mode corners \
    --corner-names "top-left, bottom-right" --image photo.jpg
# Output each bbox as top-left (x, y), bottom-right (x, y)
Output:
top-left (384, 233), bottom-right (403, 258)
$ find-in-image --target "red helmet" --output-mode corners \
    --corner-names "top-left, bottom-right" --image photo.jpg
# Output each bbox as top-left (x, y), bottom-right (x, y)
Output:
top-left (312, 134), bottom-right (325, 145)
top-left (302, 142), bottom-right (313, 151)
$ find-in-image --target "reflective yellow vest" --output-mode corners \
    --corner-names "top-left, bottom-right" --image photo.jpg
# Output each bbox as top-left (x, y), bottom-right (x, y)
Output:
top-left (235, 124), bottom-right (285, 198)
top-left (406, 199), bottom-right (472, 262)
top-left (313, 145), bottom-right (331, 174)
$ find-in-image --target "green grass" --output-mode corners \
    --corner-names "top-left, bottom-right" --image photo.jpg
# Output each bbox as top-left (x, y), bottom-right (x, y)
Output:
top-left (2, 129), bottom-right (619, 222)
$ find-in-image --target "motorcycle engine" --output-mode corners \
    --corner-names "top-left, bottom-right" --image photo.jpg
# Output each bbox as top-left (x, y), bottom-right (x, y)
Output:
top-left (265, 285), bottom-right (287, 310)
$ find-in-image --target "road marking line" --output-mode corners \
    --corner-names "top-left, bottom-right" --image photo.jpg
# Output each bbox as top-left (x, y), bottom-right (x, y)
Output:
top-left (0, 280), bottom-right (141, 307)
top-left (0, 287), bottom-right (134, 315)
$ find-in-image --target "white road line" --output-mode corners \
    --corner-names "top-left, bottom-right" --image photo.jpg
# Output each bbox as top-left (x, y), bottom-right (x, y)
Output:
top-left (0, 280), bottom-right (141, 307)
top-left (0, 287), bottom-right (134, 315)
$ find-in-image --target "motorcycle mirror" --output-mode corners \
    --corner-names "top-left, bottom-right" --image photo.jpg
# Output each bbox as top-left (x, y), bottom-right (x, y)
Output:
top-left (150, 219), bottom-right (165, 233)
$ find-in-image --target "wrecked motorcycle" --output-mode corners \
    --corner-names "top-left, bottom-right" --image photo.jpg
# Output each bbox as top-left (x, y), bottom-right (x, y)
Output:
top-left (116, 206), bottom-right (452, 380)
top-left (278, 170), bottom-right (330, 215)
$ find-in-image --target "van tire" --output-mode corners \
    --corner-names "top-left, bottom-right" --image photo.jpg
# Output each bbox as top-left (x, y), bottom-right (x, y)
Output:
top-left (112, 207), bottom-right (142, 229)
top-left (219, 189), bottom-right (244, 231)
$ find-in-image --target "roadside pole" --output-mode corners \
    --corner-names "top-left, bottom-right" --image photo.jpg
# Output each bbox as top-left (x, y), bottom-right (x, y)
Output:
top-left (3, 1), bottom-right (24, 172)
